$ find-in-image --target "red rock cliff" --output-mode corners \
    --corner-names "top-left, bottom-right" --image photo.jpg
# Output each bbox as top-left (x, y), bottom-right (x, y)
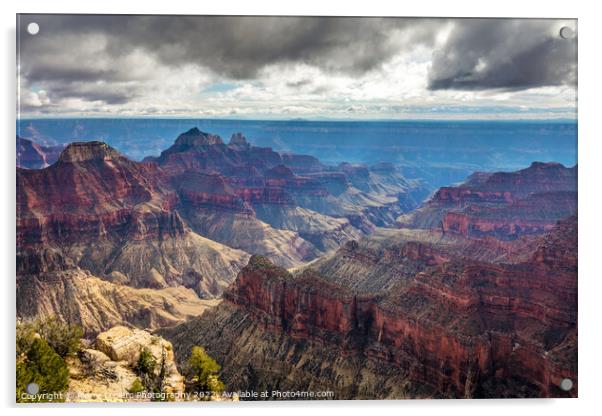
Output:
top-left (222, 216), bottom-right (577, 398)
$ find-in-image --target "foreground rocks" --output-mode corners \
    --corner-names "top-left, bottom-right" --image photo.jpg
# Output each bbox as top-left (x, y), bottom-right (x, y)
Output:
top-left (66, 326), bottom-right (184, 402)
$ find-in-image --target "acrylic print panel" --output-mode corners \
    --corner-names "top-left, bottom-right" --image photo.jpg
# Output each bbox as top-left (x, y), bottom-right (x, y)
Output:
top-left (16, 14), bottom-right (577, 402)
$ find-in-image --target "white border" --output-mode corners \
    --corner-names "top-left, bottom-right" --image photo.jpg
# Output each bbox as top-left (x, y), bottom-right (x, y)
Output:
top-left (2, 1), bottom-right (600, 415)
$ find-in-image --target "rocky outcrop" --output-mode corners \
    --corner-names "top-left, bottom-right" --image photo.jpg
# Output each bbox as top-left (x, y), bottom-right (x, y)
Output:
top-left (228, 132), bottom-right (250, 150)
top-left (174, 127), bottom-right (224, 147)
top-left (95, 326), bottom-right (181, 381)
top-left (67, 327), bottom-right (184, 402)
top-left (67, 348), bottom-right (140, 402)
top-left (57, 141), bottom-right (124, 163)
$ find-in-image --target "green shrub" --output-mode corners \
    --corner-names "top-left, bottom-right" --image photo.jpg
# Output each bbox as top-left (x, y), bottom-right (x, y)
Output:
top-left (187, 346), bottom-right (224, 395)
top-left (128, 378), bottom-right (145, 394)
top-left (206, 374), bottom-right (225, 395)
top-left (16, 321), bottom-right (37, 356)
top-left (16, 318), bottom-right (83, 358)
top-left (37, 318), bottom-right (83, 358)
top-left (151, 386), bottom-right (167, 402)
top-left (16, 337), bottom-right (69, 403)
top-left (136, 347), bottom-right (156, 376)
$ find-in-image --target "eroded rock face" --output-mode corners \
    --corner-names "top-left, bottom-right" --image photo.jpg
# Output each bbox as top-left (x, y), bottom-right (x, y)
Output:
top-left (164, 215), bottom-right (577, 399)
top-left (16, 268), bottom-right (220, 334)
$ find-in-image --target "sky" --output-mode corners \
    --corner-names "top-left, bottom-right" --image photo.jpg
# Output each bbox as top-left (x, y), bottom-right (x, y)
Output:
top-left (17, 15), bottom-right (577, 120)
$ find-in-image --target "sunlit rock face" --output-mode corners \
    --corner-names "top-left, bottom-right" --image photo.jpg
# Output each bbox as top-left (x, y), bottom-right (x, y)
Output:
top-left (66, 326), bottom-right (185, 402)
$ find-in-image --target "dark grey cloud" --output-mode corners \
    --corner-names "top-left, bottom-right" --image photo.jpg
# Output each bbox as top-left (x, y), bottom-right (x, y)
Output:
top-left (19, 15), bottom-right (439, 80)
top-left (428, 19), bottom-right (577, 90)
top-left (17, 15), bottom-right (577, 109)
top-left (18, 15), bottom-right (444, 105)
top-left (50, 83), bottom-right (137, 104)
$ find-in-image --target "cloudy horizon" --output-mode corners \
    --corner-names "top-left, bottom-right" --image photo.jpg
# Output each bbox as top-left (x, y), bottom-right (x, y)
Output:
top-left (17, 15), bottom-right (577, 120)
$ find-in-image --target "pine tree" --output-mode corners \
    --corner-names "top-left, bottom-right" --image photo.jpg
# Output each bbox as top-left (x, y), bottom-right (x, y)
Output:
top-left (16, 337), bottom-right (69, 402)
top-left (187, 346), bottom-right (224, 397)
top-left (136, 347), bottom-right (157, 390)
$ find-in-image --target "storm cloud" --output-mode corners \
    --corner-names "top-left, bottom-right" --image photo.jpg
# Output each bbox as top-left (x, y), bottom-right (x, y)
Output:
top-left (428, 19), bottom-right (577, 90)
top-left (19, 15), bottom-right (439, 81)
top-left (16, 15), bottom-right (577, 116)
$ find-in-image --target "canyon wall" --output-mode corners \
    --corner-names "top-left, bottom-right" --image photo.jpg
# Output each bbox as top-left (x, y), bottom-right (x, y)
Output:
top-left (164, 217), bottom-right (577, 399)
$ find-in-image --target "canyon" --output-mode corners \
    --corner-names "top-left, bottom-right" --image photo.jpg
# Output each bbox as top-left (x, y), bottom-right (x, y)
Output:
top-left (162, 162), bottom-right (577, 399)
top-left (17, 128), bottom-right (427, 334)
top-left (16, 128), bottom-right (577, 399)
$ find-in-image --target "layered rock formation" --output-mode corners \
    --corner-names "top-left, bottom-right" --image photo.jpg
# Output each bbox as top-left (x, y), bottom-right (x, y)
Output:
top-left (17, 129), bottom-right (425, 334)
top-left (145, 127), bottom-right (427, 266)
top-left (398, 162), bottom-right (577, 239)
top-left (17, 141), bottom-right (250, 296)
